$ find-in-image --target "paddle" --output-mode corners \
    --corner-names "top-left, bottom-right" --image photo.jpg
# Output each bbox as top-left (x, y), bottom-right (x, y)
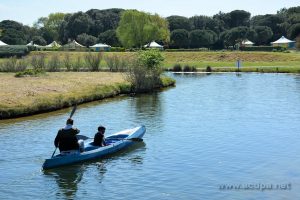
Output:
top-left (77, 135), bottom-right (143, 142)
top-left (51, 105), bottom-right (77, 158)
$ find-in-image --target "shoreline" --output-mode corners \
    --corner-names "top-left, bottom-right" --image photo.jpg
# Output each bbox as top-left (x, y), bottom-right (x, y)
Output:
top-left (0, 73), bottom-right (175, 120)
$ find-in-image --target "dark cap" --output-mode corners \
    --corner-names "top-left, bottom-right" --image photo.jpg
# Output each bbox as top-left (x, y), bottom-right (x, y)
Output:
top-left (66, 118), bottom-right (73, 125)
top-left (98, 126), bottom-right (106, 131)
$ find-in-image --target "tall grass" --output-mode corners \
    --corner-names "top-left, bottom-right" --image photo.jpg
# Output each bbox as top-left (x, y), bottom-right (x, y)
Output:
top-left (85, 52), bottom-right (103, 71)
top-left (47, 54), bottom-right (61, 72)
top-left (31, 54), bottom-right (46, 70)
top-left (0, 57), bottom-right (27, 72)
top-left (105, 54), bottom-right (127, 72)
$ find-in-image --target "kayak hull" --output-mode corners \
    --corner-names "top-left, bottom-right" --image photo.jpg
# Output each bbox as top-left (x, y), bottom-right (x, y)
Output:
top-left (42, 125), bottom-right (145, 170)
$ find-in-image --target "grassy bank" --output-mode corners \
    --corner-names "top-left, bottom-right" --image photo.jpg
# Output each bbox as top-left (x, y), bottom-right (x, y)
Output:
top-left (0, 72), bottom-right (175, 119)
top-left (1, 51), bottom-right (299, 71)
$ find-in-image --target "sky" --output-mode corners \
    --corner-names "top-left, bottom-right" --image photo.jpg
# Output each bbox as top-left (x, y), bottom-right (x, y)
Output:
top-left (0, 0), bottom-right (299, 26)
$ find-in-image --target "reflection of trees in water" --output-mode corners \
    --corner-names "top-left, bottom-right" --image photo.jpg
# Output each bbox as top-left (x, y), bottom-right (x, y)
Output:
top-left (44, 165), bottom-right (85, 199)
top-left (131, 92), bottom-right (164, 129)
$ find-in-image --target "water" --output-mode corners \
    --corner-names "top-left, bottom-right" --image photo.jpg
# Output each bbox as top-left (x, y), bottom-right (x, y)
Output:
top-left (0, 73), bottom-right (300, 199)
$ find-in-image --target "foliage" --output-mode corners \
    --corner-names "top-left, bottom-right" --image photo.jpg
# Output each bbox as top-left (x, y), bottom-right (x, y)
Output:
top-left (0, 20), bottom-right (27, 45)
top-left (63, 53), bottom-right (72, 71)
top-left (288, 23), bottom-right (300, 39)
top-left (240, 46), bottom-right (286, 52)
top-left (126, 49), bottom-right (164, 92)
top-left (0, 57), bottom-right (27, 72)
top-left (0, 45), bottom-right (29, 58)
top-left (166, 16), bottom-right (191, 31)
top-left (117, 10), bottom-right (170, 48)
top-left (47, 54), bottom-right (61, 71)
top-left (105, 54), bottom-right (127, 72)
top-left (32, 35), bottom-right (47, 45)
top-left (221, 26), bottom-right (256, 47)
top-left (30, 54), bottom-right (46, 70)
top-left (170, 29), bottom-right (189, 48)
top-left (85, 52), bottom-right (103, 71)
top-left (253, 26), bottom-right (273, 45)
top-left (15, 69), bottom-right (45, 77)
top-left (98, 29), bottom-right (120, 46)
top-left (76, 33), bottom-right (97, 47)
top-left (183, 64), bottom-right (197, 72)
top-left (189, 29), bottom-right (217, 48)
top-left (172, 64), bottom-right (182, 72)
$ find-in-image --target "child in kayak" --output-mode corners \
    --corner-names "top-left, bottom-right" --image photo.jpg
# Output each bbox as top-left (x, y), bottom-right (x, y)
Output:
top-left (93, 126), bottom-right (107, 146)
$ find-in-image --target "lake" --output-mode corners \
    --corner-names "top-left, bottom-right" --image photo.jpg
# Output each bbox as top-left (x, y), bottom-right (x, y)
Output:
top-left (0, 73), bottom-right (300, 199)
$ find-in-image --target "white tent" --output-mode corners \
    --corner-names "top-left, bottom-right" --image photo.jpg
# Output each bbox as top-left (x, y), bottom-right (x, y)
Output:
top-left (90, 43), bottom-right (111, 52)
top-left (62, 40), bottom-right (86, 51)
top-left (45, 41), bottom-right (61, 48)
top-left (271, 36), bottom-right (296, 48)
top-left (144, 41), bottom-right (163, 49)
top-left (90, 43), bottom-right (111, 48)
top-left (0, 40), bottom-right (8, 46)
top-left (271, 36), bottom-right (295, 44)
top-left (26, 41), bottom-right (41, 47)
top-left (242, 39), bottom-right (254, 45)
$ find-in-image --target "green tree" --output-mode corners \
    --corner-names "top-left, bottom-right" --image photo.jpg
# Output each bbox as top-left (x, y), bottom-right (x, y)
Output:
top-left (229, 10), bottom-right (251, 28)
top-left (166, 15), bottom-right (191, 31)
top-left (221, 26), bottom-right (256, 48)
top-left (288, 23), bottom-right (300, 39)
top-left (0, 20), bottom-right (27, 44)
top-left (189, 29), bottom-right (217, 48)
top-left (117, 10), bottom-right (170, 48)
top-left (32, 35), bottom-right (47, 45)
top-left (34, 13), bottom-right (65, 42)
top-left (98, 29), bottom-right (120, 46)
top-left (170, 29), bottom-right (189, 48)
top-left (76, 33), bottom-right (97, 47)
top-left (253, 26), bottom-right (273, 45)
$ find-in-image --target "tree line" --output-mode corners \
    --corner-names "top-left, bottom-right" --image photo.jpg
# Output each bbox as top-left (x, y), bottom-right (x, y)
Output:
top-left (0, 7), bottom-right (299, 49)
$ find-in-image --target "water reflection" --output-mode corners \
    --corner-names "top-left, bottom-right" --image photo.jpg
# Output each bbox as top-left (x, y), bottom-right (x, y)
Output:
top-left (44, 165), bottom-right (85, 199)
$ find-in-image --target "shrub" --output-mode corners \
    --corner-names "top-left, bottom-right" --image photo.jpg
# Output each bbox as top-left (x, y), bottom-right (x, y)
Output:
top-left (0, 45), bottom-right (29, 58)
top-left (110, 47), bottom-right (126, 52)
top-left (183, 65), bottom-right (196, 72)
top-left (0, 57), bottom-right (28, 72)
top-left (47, 54), bottom-right (61, 72)
top-left (63, 53), bottom-right (72, 71)
top-left (172, 64), bottom-right (182, 72)
top-left (30, 54), bottom-right (46, 70)
top-left (240, 46), bottom-right (286, 52)
top-left (72, 56), bottom-right (82, 72)
top-left (206, 66), bottom-right (212, 72)
top-left (15, 69), bottom-right (44, 77)
top-left (126, 49), bottom-right (164, 92)
top-left (85, 52), bottom-right (103, 71)
top-left (105, 54), bottom-right (127, 72)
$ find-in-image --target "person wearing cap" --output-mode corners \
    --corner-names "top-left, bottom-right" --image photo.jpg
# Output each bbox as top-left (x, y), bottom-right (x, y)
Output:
top-left (93, 126), bottom-right (107, 146)
top-left (54, 118), bottom-right (83, 155)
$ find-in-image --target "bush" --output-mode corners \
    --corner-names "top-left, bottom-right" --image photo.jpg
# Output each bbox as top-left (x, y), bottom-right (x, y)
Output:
top-left (206, 66), bottom-right (212, 72)
top-left (15, 69), bottom-right (45, 77)
top-left (126, 49), bottom-right (164, 92)
top-left (165, 48), bottom-right (209, 52)
top-left (72, 56), bottom-right (82, 72)
top-left (105, 54), bottom-right (127, 72)
top-left (0, 57), bottom-right (28, 72)
top-left (85, 52), bottom-right (103, 71)
top-left (63, 53), bottom-right (72, 71)
top-left (110, 47), bottom-right (126, 52)
top-left (30, 54), bottom-right (46, 70)
top-left (47, 54), bottom-right (61, 72)
top-left (172, 64), bottom-right (182, 72)
top-left (240, 46), bottom-right (286, 52)
top-left (183, 65), bottom-right (197, 72)
top-left (0, 45), bottom-right (29, 58)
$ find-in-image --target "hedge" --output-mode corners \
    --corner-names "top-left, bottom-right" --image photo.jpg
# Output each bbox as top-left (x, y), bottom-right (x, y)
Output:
top-left (240, 46), bottom-right (286, 52)
top-left (0, 45), bottom-right (29, 58)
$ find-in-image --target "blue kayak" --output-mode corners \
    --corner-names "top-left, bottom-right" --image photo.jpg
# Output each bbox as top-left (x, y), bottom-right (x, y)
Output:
top-left (42, 125), bottom-right (146, 170)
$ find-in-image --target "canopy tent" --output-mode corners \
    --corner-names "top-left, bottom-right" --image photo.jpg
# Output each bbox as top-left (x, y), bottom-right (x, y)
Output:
top-left (62, 40), bottom-right (86, 51)
top-left (26, 41), bottom-right (41, 47)
top-left (271, 36), bottom-right (296, 48)
top-left (242, 39), bottom-right (254, 45)
top-left (0, 40), bottom-right (8, 46)
top-left (45, 41), bottom-right (61, 48)
top-left (144, 41), bottom-right (163, 49)
top-left (90, 43), bottom-right (111, 51)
